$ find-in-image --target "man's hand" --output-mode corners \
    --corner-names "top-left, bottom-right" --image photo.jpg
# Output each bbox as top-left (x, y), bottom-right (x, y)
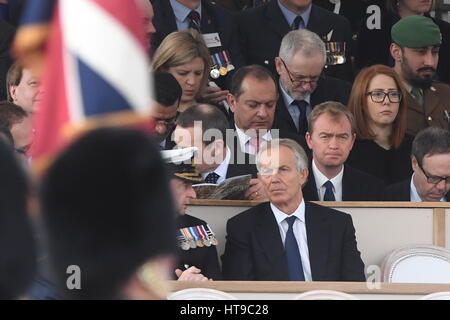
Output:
top-left (175, 266), bottom-right (210, 281)
top-left (244, 178), bottom-right (268, 201)
top-left (201, 85), bottom-right (229, 106)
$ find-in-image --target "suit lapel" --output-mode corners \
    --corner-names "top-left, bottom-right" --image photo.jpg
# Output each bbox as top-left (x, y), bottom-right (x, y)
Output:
top-left (306, 5), bottom-right (332, 39)
top-left (254, 203), bottom-right (289, 279)
top-left (303, 168), bottom-right (319, 201)
top-left (310, 77), bottom-right (328, 107)
top-left (158, 1), bottom-right (179, 37)
top-left (305, 202), bottom-right (329, 280)
top-left (401, 180), bottom-right (411, 200)
top-left (275, 93), bottom-right (297, 133)
top-left (407, 93), bottom-right (423, 114)
top-left (200, 2), bottom-right (216, 34)
top-left (342, 165), bottom-right (355, 201)
top-left (265, 1), bottom-right (291, 39)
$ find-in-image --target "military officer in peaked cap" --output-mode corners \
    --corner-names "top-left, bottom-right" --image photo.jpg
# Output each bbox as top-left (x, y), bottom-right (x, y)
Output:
top-left (162, 147), bottom-right (222, 280)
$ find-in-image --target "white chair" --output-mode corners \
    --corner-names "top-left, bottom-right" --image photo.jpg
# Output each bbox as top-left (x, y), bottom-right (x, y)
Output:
top-left (381, 244), bottom-right (450, 283)
top-left (420, 292), bottom-right (450, 300)
top-left (292, 290), bottom-right (358, 300)
top-left (168, 288), bottom-right (238, 300)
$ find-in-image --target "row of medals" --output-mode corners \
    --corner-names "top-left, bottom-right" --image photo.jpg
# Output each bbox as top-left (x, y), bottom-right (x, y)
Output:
top-left (210, 63), bottom-right (235, 79)
top-left (177, 226), bottom-right (219, 251)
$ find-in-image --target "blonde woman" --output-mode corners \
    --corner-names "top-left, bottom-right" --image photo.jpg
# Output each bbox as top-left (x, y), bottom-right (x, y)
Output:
top-left (153, 29), bottom-right (228, 112)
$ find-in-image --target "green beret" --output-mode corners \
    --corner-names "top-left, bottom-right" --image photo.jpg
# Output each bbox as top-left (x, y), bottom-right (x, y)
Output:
top-left (391, 16), bottom-right (442, 48)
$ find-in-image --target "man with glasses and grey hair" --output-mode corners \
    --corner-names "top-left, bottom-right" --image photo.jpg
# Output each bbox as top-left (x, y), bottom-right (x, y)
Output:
top-left (222, 138), bottom-right (365, 281)
top-left (384, 127), bottom-right (450, 202)
top-left (273, 29), bottom-right (351, 137)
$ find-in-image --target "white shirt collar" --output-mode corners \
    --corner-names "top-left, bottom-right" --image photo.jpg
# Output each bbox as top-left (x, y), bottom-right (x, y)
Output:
top-left (270, 199), bottom-right (305, 224)
top-left (235, 124), bottom-right (272, 154)
top-left (312, 159), bottom-right (344, 189)
top-left (201, 146), bottom-right (231, 182)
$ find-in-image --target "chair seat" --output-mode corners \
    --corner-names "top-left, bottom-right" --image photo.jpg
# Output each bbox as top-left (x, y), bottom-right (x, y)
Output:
top-left (382, 245), bottom-right (450, 283)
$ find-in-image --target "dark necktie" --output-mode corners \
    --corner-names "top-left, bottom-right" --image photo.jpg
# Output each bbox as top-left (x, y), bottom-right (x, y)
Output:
top-left (323, 180), bottom-right (335, 201)
top-left (187, 10), bottom-right (201, 32)
top-left (205, 172), bottom-right (220, 184)
top-left (285, 216), bottom-right (305, 281)
top-left (292, 15), bottom-right (304, 30)
top-left (293, 100), bottom-right (308, 136)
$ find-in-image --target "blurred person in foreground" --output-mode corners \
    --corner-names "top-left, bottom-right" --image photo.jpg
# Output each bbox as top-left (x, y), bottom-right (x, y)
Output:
top-left (40, 127), bottom-right (177, 299)
top-left (161, 147), bottom-right (222, 280)
top-left (0, 138), bottom-right (36, 299)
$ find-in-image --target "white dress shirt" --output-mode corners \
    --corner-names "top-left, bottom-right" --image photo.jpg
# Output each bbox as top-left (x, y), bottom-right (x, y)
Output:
top-left (312, 160), bottom-right (344, 201)
top-left (235, 125), bottom-right (272, 155)
top-left (201, 147), bottom-right (231, 184)
top-left (270, 200), bottom-right (312, 281)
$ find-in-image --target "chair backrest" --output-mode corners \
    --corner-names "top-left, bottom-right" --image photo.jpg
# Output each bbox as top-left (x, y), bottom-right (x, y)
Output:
top-left (168, 288), bottom-right (238, 300)
top-left (381, 244), bottom-right (450, 283)
top-left (292, 290), bottom-right (359, 300)
top-left (420, 292), bottom-right (450, 300)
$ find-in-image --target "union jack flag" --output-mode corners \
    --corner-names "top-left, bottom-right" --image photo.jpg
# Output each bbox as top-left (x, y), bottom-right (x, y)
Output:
top-left (14, 0), bottom-right (152, 171)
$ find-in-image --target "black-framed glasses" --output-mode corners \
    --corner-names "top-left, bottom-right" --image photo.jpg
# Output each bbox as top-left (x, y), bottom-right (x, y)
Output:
top-left (366, 90), bottom-right (402, 103)
top-left (280, 58), bottom-right (322, 86)
top-left (418, 161), bottom-right (450, 184)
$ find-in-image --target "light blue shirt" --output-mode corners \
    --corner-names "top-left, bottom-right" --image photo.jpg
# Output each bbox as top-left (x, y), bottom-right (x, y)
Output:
top-left (279, 81), bottom-right (311, 132)
top-left (270, 200), bottom-right (312, 281)
top-left (277, 0), bottom-right (312, 29)
top-left (169, 0), bottom-right (202, 31)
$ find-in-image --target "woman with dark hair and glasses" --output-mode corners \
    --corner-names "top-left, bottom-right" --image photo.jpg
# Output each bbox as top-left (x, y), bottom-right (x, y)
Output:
top-left (347, 64), bottom-right (413, 185)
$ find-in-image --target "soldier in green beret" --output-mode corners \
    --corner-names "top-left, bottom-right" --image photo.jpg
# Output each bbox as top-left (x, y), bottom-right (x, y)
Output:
top-left (390, 15), bottom-right (450, 135)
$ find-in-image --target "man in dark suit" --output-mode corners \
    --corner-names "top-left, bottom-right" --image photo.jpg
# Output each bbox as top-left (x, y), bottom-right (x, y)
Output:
top-left (227, 64), bottom-right (309, 200)
top-left (303, 101), bottom-right (384, 201)
top-left (222, 138), bottom-right (365, 281)
top-left (273, 29), bottom-right (351, 136)
top-left (237, 0), bottom-right (354, 82)
top-left (151, 0), bottom-right (244, 95)
top-left (172, 104), bottom-right (259, 194)
top-left (390, 15), bottom-right (450, 135)
top-left (162, 146), bottom-right (222, 280)
top-left (384, 127), bottom-right (450, 202)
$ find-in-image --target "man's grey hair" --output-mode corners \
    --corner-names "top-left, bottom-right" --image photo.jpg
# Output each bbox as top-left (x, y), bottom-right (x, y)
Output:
top-left (412, 127), bottom-right (450, 165)
top-left (279, 29), bottom-right (327, 64)
top-left (256, 138), bottom-right (308, 172)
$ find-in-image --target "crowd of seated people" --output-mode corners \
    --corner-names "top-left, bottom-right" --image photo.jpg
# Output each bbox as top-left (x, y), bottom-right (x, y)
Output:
top-left (0, 0), bottom-right (449, 299)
